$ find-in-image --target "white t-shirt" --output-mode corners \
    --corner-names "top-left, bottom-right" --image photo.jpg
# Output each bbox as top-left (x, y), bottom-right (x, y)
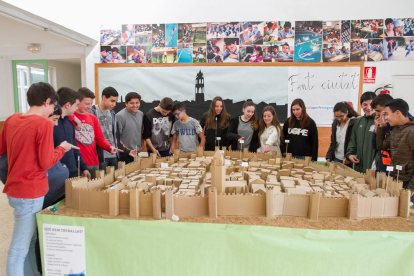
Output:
top-left (334, 119), bottom-right (350, 160)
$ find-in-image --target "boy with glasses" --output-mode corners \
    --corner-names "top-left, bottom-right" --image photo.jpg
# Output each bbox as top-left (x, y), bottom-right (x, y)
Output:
top-left (170, 102), bottom-right (205, 153)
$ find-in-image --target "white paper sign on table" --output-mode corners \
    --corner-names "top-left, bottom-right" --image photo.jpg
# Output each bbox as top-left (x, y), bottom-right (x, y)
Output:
top-left (386, 166), bottom-right (394, 172)
top-left (161, 162), bottom-right (169, 168)
top-left (43, 223), bottom-right (86, 276)
top-left (242, 162), bottom-right (249, 167)
top-left (225, 160), bottom-right (231, 165)
top-left (217, 137), bottom-right (221, 140)
top-left (240, 140), bottom-right (244, 144)
top-left (396, 165), bottom-right (402, 170)
top-left (285, 140), bottom-right (290, 143)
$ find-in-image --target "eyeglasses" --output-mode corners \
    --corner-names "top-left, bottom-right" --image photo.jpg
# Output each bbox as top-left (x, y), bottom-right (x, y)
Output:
top-left (173, 110), bottom-right (183, 117)
top-left (334, 115), bottom-right (346, 119)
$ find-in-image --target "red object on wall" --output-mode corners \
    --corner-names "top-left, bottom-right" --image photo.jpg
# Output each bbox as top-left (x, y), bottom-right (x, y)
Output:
top-left (363, 67), bottom-right (376, 84)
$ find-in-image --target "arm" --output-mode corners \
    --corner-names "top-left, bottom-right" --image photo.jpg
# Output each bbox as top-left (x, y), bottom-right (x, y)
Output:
top-left (226, 118), bottom-right (241, 142)
top-left (345, 121), bottom-right (358, 161)
top-left (0, 123), bottom-right (6, 156)
top-left (38, 121), bottom-right (66, 169)
top-left (376, 126), bottom-right (390, 151)
top-left (281, 122), bottom-right (289, 153)
top-left (310, 120), bottom-right (319, 161)
top-left (169, 135), bottom-right (177, 154)
top-left (326, 123), bottom-right (336, 161)
top-left (93, 117), bottom-right (112, 152)
top-left (265, 127), bottom-right (278, 146)
top-left (116, 114), bottom-right (125, 138)
top-left (198, 132), bottom-right (206, 148)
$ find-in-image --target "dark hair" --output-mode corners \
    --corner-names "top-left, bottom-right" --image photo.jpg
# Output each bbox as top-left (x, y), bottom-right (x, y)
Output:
top-left (26, 82), bottom-right (58, 107)
top-left (284, 21), bottom-right (291, 28)
top-left (255, 46), bottom-right (263, 57)
top-left (112, 47), bottom-right (119, 53)
top-left (267, 22), bottom-right (273, 28)
top-left (160, 97), bottom-right (174, 110)
top-left (371, 94), bottom-right (393, 109)
top-left (247, 24), bottom-right (252, 28)
top-left (205, 96), bottom-right (232, 130)
top-left (282, 43), bottom-right (289, 48)
top-left (385, 18), bottom-right (393, 25)
top-left (289, 98), bottom-right (311, 129)
top-left (385, 99), bottom-right (409, 117)
top-left (225, 38), bottom-right (238, 45)
top-left (57, 87), bottom-right (79, 106)
top-left (173, 102), bottom-right (185, 112)
top-left (78, 87), bottom-right (95, 101)
top-left (125, 92), bottom-right (141, 103)
top-left (242, 100), bottom-right (258, 130)
top-left (360, 91), bottom-right (376, 104)
top-left (50, 104), bottom-right (62, 117)
top-left (102, 87), bottom-right (119, 99)
top-left (101, 46), bottom-right (111, 52)
top-left (333, 102), bottom-right (359, 118)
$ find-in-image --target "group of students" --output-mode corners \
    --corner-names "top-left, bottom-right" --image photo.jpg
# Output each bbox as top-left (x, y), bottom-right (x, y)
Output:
top-left (325, 92), bottom-right (414, 201)
top-left (1, 82), bottom-right (414, 275)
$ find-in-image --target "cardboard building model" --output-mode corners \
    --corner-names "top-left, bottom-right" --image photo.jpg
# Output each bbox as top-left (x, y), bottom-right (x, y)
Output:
top-left (64, 148), bottom-right (411, 221)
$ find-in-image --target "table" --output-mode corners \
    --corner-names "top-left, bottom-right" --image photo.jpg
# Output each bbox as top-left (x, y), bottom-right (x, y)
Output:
top-left (328, 55), bottom-right (349, 62)
top-left (368, 51), bottom-right (384, 61)
top-left (37, 211), bottom-right (414, 276)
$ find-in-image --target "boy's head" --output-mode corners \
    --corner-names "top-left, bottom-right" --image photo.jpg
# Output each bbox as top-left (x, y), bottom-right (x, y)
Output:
top-left (49, 104), bottom-right (62, 126)
top-left (172, 102), bottom-right (186, 120)
top-left (384, 99), bottom-right (410, 126)
top-left (159, 97), bottom-right (174, 116)
top-left (77, 87), bottom-right (95, 114)
top-left (101, 87), bottom-right (119, 110)
top-left (284, 22), bottom-right (291, 32)
top-left (225, 38), bottom-right (238, 52)
top-left (360, 91), bottom-right (376, 116)
top-left (26, 82), bottom-right (58, 117)
top-left (57, 87), bottom-right (80, 117)
top-left (112, 47), bottom-right (119, 56)
top-left (125, 92), bottom-right (141, 114)
top-left (282, 43), bottom-right (289, 53)
top-left (371, 93), bottom-right (393, 116)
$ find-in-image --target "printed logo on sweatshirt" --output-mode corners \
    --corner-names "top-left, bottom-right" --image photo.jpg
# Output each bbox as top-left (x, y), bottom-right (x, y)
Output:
top-left (288, 128), bottom-right (308, 136)
top-left (369, 125), bottom-right (375, 132)
top-left (75, 123), bottom-right (95, 145)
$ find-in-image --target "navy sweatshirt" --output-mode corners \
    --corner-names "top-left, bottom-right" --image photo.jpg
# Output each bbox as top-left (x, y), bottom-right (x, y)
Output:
top-left (53, 116), bottom-right (88, 178)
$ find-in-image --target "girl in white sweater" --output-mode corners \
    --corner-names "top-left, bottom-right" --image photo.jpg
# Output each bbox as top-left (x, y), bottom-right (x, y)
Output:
top-left (258, 106), bottom-right (282, 156)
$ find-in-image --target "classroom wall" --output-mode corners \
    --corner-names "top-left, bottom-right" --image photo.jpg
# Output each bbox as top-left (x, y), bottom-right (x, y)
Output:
top-left (47, 60), bottom-right (82, 91)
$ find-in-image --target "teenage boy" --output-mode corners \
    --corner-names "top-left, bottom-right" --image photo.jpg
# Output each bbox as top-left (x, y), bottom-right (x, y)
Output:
top-left (53, 87), bottom-right (90, 179)
top-left (0, 82), bottom-right (77, 276)
top-left (116, 92), bottom-right (144, 164)
top-left (170, 102), bottom-right (205, 153)
top-left (377, 99), bottom-right (414, 200)
top-left (143, 97), bottom-right (175, 158)
top-left (71, 87), bottom-right (122, 179)
top-left (346, 91), bottom-right (377, 173)
top-left (371, 93), bottom-right (394, 174)
top-left (89, 87), bottom-right (135, 171)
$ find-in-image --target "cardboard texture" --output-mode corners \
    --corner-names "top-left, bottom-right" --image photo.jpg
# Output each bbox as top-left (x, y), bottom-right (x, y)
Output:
top-left (130, 189), bottom-right (140, 218)
top-left (217, 194), bottom-right (266, 216)
top-left (283, 195), bottom-right (309, 217)
top-left (62, 151), bottom-right (410, 222)
top-left (152, 188), bottom-right (162, 220)
top-left (174, 195), bottom-right (209, 217)
top-left (318, 197), bottom-right (348, 217)
top-left (308, 192), bottom-right (320, 220)
top-left (165, 187), bottom-right (174, 220)
top-left (109, 189), bottom-right (119, 217)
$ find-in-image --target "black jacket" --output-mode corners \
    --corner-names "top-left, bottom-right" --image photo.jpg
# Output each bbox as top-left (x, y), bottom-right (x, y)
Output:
top-left (281, 118), bottom-right (319, 161)
top-left (326, 117), bottom-right (357, 161)
top-left (226, 116), bottom-right (259, 153)
top-left (200, 112), bottom-right (230, 151)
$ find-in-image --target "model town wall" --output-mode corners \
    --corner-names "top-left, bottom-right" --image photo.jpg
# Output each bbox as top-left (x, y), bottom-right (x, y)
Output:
top-left (64, 147), bottom-right (411, 221)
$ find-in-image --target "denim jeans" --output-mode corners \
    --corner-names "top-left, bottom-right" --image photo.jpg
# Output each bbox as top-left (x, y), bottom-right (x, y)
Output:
top-left (7, 196), bottom-right (44, 276)
top-left (99, 157), bottom-right (118, 171)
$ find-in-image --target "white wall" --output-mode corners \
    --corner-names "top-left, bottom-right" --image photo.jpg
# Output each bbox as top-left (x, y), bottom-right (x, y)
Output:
top-left (48, 60), bottom-right (82, 90)
top-left (3, 0), bottom-right (414, 108)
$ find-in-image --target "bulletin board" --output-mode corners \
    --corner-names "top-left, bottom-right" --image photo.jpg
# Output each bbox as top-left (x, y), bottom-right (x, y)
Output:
top-left (95, 62), bottom-right (364, 126)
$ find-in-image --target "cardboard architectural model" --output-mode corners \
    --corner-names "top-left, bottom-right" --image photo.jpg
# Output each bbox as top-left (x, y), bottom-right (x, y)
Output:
top-left (64, 148), bottom-right (411, 221)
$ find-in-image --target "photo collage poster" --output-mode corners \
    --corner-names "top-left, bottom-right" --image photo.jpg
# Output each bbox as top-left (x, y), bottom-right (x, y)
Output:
top-left (100, 18), bottom-right (414, 64)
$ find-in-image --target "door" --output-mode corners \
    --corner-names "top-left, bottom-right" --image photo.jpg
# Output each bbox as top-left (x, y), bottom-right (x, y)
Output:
top-left (12, 60), bottom-right (48, 113)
